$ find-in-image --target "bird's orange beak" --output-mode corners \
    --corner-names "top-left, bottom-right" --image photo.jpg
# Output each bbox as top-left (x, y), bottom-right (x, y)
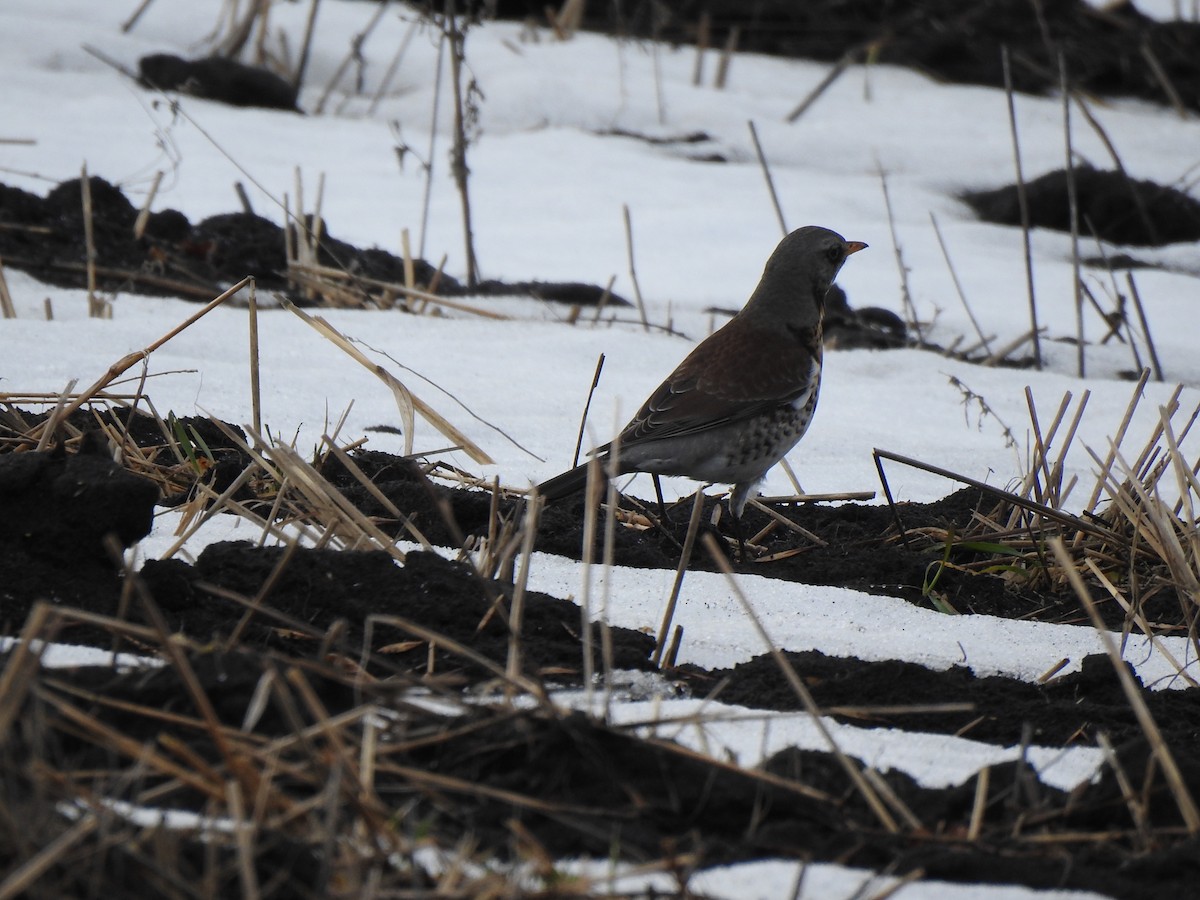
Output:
top-left (846, 241), bottom-right (868, 255)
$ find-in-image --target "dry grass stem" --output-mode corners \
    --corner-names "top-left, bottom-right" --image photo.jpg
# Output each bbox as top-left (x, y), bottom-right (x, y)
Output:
top-left (1049, 537), bottom-right (1200, 832)
top-left (132, 169), bottom-right (164, 240)
top-left (653, 486), bottom-right (706, 666)
top-left (748, 119), bottom-right (787, 237)
top-left (786, 50), bottom-right (856, 122)
top-left (714, 24), bottom-right (739, 88)
top-left (283, 299), bottom-right (492, 464)
top-left (621, 204), bottom-right (650, 331)
top-left (1002, 46), bottom-right (1043, 370)
top-left (929, 211), bottom-right (991, 355)
top-left (0, 258), bottom-right (16, 318)
top-left (701, 533), bottom-right (900, 834)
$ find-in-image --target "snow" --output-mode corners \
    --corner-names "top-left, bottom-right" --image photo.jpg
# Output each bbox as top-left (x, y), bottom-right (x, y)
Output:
top-left (2, 1), bottom-right (1199, 897)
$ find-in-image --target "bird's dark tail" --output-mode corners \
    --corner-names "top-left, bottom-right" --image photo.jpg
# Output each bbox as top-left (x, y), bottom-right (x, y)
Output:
top-left (537, 461), bottom-right (600, 501)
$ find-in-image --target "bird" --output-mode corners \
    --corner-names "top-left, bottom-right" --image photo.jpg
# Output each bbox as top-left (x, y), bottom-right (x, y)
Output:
top-left (537, 225), bottom-right (867, 533)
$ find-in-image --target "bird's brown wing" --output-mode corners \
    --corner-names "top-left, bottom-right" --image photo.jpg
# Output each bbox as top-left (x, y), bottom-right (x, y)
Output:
top-left (614, 323), bottom-right (821, 447)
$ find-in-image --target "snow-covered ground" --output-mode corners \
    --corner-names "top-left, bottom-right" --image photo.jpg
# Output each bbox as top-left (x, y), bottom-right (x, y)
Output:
top-left (3, 1), bottom-right (1199, 897)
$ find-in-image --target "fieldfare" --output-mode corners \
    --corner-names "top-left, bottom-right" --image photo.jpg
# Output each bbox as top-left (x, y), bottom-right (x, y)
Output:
top-left (538, 225), bottom-right (866, 524)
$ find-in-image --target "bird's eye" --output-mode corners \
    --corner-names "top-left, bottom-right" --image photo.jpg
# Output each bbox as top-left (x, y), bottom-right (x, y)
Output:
top-left (825, 245), bottom-right (843, 264)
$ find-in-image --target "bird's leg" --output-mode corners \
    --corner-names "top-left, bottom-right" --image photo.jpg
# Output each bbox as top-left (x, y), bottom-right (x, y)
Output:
top-left (729, 509), bottom-right (747, 561)
top-left (652, 474), bottom-right (670, 524)
top-left (728, 482), bottom-right (753, 560)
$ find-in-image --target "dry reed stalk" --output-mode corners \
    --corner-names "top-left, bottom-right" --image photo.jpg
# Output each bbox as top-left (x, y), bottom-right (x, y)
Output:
top-left (758, 490), bottom-right (876, 504)
top-left (1082, 370), bottom-right (1150, 519)
top-left (0, 815), bottom-right (100, 900)
top-left (444, 5), bottom-right (479, 287)
top-left (45, 689), bottom-right (225, 799)
top-left (370, 16), bottom-right (421, 119)
top-left (132, 170), bottom-right (164, 240)
top-left (246, 278), bottom-right (262, 438)
top-left (400, 226), bottom-right (415, 298)
top-left (1001, 46), bottom-right (1042, 369)
top-left (225, 540), bottom-right (304, 648)
top-left (863, 767), bottom-right (924, 831)
top-left (691, 11), bottom-right (710, 86)
top-left (282, 299), bottom-right (492, 463)
top-left (569, 354), bottom-right (606, 467)
top-left (0, 254), bottom-right (225, 300)
top-left (554, 0), bottom-right (585, 38)
top-left (1139, 41), bottom-right (1187, 117)
top-left (786, 50), bottom-right (856, 122)
top-left (120, 0), bottom-right (156, 31)
top-left (235, 180), bottom-right (254, 215)
top-left (292, 0), bottom-right (322, 92)
top-left (653, 486), bottom-right (706, 667)
top-left (19, 277), bottom-right (251, 448)
top-left (0, 604), bottom-right (57, 738)
top-left (362, 614), bottom-right (547, 703)
top-left (310, 172), bottom-right (326, 257)
top-left (33, 379), bottom-right (79, 453)
top-left (1125, 273), bottom-right (1165, 382)
top-left (226, 780), bottom-right (261, 900)
top-left (714, 25), bottom-right (739, 89)
top-left (701, 533), bottom-right (900, 834)
top-left (747, 497), bottom-right (827, 547)
top-left (983, 328), bottom-right (1037, 366)
top-left (79, 165), bottom-right (103, 319)
top-left (321, 437), bottom-right (433, 549)
top-left (1049, 537), bottom-right (1200, 832)
top-left (597, 432), bottom-right (622, 716)
top-left (126, 569), bottom-right (267, 800)
top-left (1083, 558), bottom-right (1198, 687)
top-left (221, 0), bottom-right (267, 57)
top-left (968, 766), bottom-right (990, 841)
top-left (621, 204), bottom-right (650, 331)
top-left (260, 440), bottom-right (407, 562)
top-left (580, 456), bottom-right (602, 707)
top-left (748, 120), bottom-right (787, 237)
top-left (877, 166), bottom-right (924, 344)
top-left (929, 211), bottom-right (991, 356)
top-left (1096, 732), bottom-right (1153, 847)
top-left (874, 448), bottom-right (1124, 546)
top-left (315, 0), bottom-right (389, 114)
top-left (1059, 53), bottom-right (1085, 378)
top-left (287, 262), bottom-right (507, 317)
top-left (505, 493), bottom-right (541, 690)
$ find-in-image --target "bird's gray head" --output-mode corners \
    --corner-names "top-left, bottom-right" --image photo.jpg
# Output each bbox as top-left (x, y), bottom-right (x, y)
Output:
top-left (748, 225), bottom-right (867, 326)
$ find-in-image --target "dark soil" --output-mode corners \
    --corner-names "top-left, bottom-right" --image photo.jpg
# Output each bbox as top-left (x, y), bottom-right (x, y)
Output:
top-left (0, 176), bottom-right (635, 309)
top-left (138, 54), bottom-right (301, 112)
top-left (495, 0), bottom-right (1200, 115)
top-left (2, 418), bottom-right (1198, 897)
top-left (962, 166), bottom-right (1200, 246)
top-left (6, 4), bottom-right (1200, 888)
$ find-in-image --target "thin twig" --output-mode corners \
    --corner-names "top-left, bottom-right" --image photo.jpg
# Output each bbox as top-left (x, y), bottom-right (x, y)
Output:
top-left (292, 0), bottom-right (322, 93)
top-left (572, 354), bottom-right (605, 468)
top-left (714, 25), bottom-right (739, 89)
top-left (132, 169), bottom-right (164, 240)
top-left (1126, 272), bottom-right (1164, 382)
top-left (622, 204), bottom-right (650, 331)
top-left (1002, 46), bottom-right (1042, 370)
top-left (1060, 53), bottom-right (1085, 378)
top-left (748, 120), bottom-right (787, 237)
top-left (653, 486), bottom-right (706, 666)
top-left (877, 165), bottom-right (923, 344)
top-left (701, 533), bottom-right (900, 834)
top-left (786, 50), bottom-right (857, 123)
top-left (1049, 537), bottom-right (1200, 833)
top-left (929, 212), bottom-right (990, 355)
